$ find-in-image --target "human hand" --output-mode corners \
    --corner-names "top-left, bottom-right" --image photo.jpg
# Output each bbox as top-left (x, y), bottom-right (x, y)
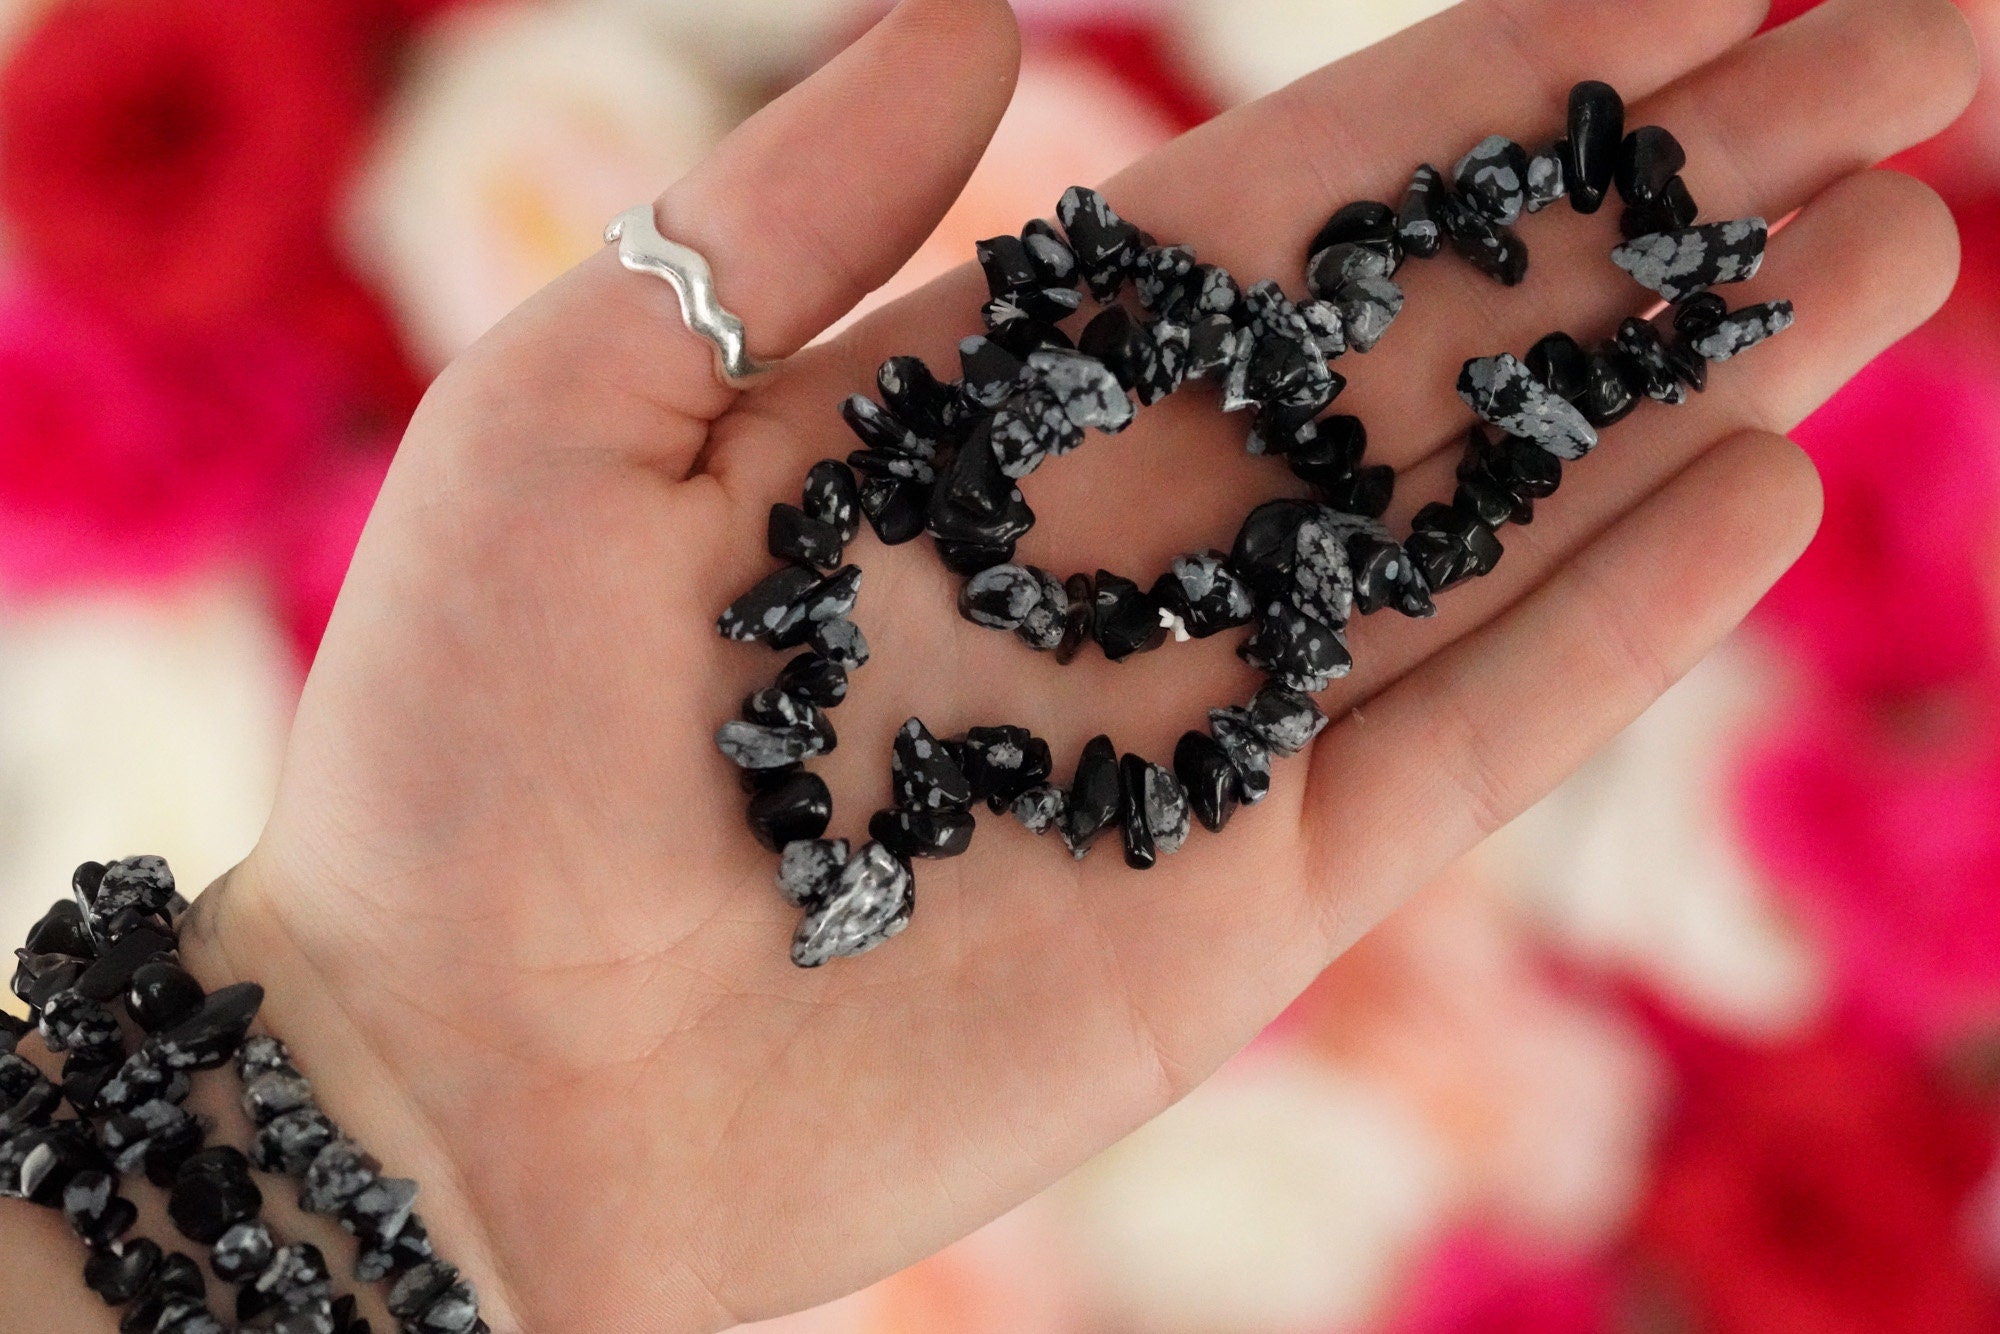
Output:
top-left (6, 0), bottom-right (1976, 1328)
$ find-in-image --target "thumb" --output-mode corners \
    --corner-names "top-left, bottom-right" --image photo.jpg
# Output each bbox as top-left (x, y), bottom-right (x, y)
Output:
top-left (454, 0), bottom-right (1022, 471)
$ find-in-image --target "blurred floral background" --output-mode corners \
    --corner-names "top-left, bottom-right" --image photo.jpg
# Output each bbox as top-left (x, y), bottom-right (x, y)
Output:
top-left (0, 0), bottom-right (1997, 1329)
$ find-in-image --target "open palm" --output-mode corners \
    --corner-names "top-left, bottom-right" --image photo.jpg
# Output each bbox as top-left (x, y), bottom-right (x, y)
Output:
top-left (15, 0), bottom-right (1973, 1329)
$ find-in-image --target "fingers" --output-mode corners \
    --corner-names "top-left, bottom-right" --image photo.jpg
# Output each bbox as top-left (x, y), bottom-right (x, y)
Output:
top-left (1106, 0), bottom-right (1771, 272)
top-left (1333, 0), bottom-right (1982, 470)
top-left (1656, 0), bottom-right (1980, 218)
top-left (1298, 429), bottom-right (1823, 945)
top-left (1316, 167), bottom-right (1959, 722)
top-left (720, 0), bottom-right (1769, 494)
top-left (443, 0), bottom-right (1021, 469)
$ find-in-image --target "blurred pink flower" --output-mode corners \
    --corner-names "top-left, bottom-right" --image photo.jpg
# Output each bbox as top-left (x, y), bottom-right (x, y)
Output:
top-left (1741, 331), bottom-right (2000, 1042)
top-left (0, 282), bottom-right (332, 590)
top-left (1383, 1231), bottom-right (1615, 1334)
top-left (1741, 684), bottom-right (2000, 1043)
top-left (1758, 338), bottom-right (2000, 697)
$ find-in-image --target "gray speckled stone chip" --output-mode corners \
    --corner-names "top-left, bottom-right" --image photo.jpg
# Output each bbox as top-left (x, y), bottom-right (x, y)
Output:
top-left (1026, 348), bottom-right (1136, 434)
top-left (1457, 354), bottom-right (1599, 460)
top-left (791, 842), bottom-right (914, 968)
top-left (1692, 301), bottom-right (1797, 362)
top-left (777, 838), bottom-right (848, 910)
top-left (1611, 217), bottom-right (1768, 302)
top-left (1454, 135), bottom-right (1530, 227)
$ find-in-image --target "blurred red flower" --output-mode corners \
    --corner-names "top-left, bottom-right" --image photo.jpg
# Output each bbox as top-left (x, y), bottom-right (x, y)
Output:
top-left (1761, 0), bottom-right (1832, 28)
top-left (0, 282), bottom-right (336, 589)
top-left (1638, 1028), bottom-right (1997, 1334)
top-left (0, 0), bottom-right (378, 328)
top-left (272, 255), bottom-right (430, 428)
top-left (266, 441), bottom-right (391, 664)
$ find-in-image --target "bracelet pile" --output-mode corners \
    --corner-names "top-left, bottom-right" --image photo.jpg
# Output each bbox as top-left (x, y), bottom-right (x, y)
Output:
top-left (718, 78), bottom-right (1796, 969)
top-left (4, 857), bottom-right (484, 1334)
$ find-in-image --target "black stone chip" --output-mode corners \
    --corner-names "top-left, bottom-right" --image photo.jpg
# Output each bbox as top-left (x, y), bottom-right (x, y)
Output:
top-left (1207, 707), bottom-right (1273, 806)
top-left (1614, 317), bottom-right (1687, 405)
top-left (869, 807), bottom-right (975, 861)
top-left (1238, 601), bottom-right (1351, 694)
top-left (152, 982), bottom-right (264, 1072)
top-left (777, 653), bottom-right (847, 709)
top-left (1021, 218), bottom-right (1078, 288)
top-left (1173, 731), bottom-right (1239, 833)
top-left (1152, 551), bottom-right (1255, 638)
top-left (25, 899), bottom-right (93, 960)
top-left (1565, 80), bottom-right (1624, 214)
top-left (1055, 572), bottom-right (1095, 664)
top-left (958, 335), bottom-right (1025, 409)
top-left (1525, 332), bottom-right (1589, 403)
top-left (856, 473), bottom-right (929, 546)
top-left (1673, 291), bottom-right (1729, 339)
top-left (1092, 571), bottom-right (1165, 661)
top-left (1438, 194), bottom-right (1528, 287)
top-left (1621, 174), bottom-right (1698, 240)
top-left (1615, 125), bottom-right (1686, 206)
top-left (892, 718), bottom-right (973, 812)
top-left (962, 727), bottom-right (1054, 812)
top-left (1577, 348), bottom-right (1641, 428)
top-left (1116, 753), bottom-right (1159, 871)
top-left (767, 503), bottom-right (844, 569)
top-left (1247, 683), bottom-right (1327, 757)
top-left (1319, 464), bottom-right (1396, 520)
top-left (716, 564), bottom-right (822, 644)
top-left (746, 772), bottom-right (833, 853)
top-left (1308, 201), bottom-right (1403, 273)
top-left (876, 358), bottom-right (963, 443)
top-left (1059, 736), bottom-right (1123, 858)
top-left (1057, 186), bottom-right (1144, 300)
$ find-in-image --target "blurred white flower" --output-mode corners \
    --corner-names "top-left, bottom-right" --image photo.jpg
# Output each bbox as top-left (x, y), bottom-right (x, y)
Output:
top-left (595, 0), bottom-right (861, 83)
top-left (1478, 635), bottom-right (1828, 1038)
top-left (1173, 0), bottom-right (1464, 105)
top-left (1302, 875), bottom-right (1664, 1256)
top-left (0, 582), bottom-right (290, 967)
top-left (1057, 1054), bottom-right (1449, 1334)
top-left (347, 0), bottom-right (736, 368)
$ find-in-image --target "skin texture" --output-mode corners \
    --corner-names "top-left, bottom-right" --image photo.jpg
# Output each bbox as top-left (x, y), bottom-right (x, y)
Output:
top-left (0, 0), bottom-right (1981, 1330)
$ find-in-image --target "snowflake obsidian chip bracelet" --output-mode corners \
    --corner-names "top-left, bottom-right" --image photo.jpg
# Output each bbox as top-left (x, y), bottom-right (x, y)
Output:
top-left (5, 857), bottom-right (486, 1334)
top-left (711, 77), bottom-right (1795, 969)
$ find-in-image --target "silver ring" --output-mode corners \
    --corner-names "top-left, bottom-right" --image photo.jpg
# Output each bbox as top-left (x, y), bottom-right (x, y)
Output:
top-left (605, 205), bottom-right (778, 390)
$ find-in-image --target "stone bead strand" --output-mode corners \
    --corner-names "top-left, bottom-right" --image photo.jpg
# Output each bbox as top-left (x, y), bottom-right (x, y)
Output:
top-left (713, 78), bottom-right (1795, 969)
top-left (4, 857), bottom-right (486, 1334)
top-left (234, 1034), bottom-right (480, 1333)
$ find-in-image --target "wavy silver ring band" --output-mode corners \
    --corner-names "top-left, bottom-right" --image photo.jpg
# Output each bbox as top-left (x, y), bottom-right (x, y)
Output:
top-left (604, 205), bottom-right (778, 391)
